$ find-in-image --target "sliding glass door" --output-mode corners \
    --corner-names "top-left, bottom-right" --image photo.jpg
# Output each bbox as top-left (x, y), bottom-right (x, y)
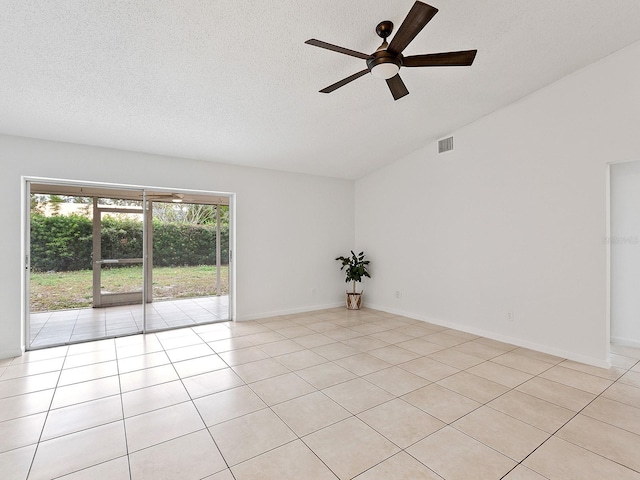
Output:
top-left (28, 184), bottom-right (145, 348)
top-left (145, 196), bottom-right (230, 330)
top-left (26, 179), bottom-right (232, 350)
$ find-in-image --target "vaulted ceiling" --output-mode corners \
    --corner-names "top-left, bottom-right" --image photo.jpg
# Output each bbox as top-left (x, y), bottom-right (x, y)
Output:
top-left (2, 1), bottom-right (640, 179)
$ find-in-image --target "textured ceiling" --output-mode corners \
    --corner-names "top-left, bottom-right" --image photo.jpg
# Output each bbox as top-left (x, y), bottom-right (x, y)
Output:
top-left (2, 1), bottom-right (640, 179)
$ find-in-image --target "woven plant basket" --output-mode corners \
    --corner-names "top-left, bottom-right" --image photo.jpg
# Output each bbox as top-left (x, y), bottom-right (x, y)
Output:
top-left (346, 292), bottom-right (362, 310)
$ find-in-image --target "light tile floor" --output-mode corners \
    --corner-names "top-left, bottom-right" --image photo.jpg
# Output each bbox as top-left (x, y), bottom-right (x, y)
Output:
top-left (2, 307), bottom-right (640, 479)
top-left (29, 296), bottom-right (230, 348)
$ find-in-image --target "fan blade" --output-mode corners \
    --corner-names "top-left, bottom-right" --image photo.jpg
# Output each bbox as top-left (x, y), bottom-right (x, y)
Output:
top-left (387, 1), bottom-right (438, 55)
top-left (319, 69), bottom-right (370, 93)
top-left (403, 50), bottom-right (477, 67)
top-left (305, 39), bottom-right (370, 60)
top-left (386, 74), bottom-right (409, 100)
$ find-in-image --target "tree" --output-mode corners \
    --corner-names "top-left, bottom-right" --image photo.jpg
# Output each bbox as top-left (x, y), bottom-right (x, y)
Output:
top-left (30, 195), bottom-right (47, 215)
top-left (48, 195), bottom-right (64, 216)
top-left (152, 203), bottom-right (228, 226)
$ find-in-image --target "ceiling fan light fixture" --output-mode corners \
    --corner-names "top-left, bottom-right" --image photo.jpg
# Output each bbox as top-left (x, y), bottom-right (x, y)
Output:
top-left (367, 51), bottom-right (402, 80)
top-left (306, 2), bottom-right (477, 100)
top-left (370, 62), bottom-right (400, 79)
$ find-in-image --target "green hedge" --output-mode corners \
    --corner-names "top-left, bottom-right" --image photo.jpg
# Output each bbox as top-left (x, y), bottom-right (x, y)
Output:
top-left (30, 214), bottom-right (93, 271)
top-left (101, 216), bottom-right (145, 261)
top-left (152, 220), bottom-right (229, 267)
top-left (30, 214), bottom-right (229, 272)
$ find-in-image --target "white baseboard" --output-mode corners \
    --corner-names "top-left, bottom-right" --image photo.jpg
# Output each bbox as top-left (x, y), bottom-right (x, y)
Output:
top-left (0, 346), bottom-right (24, 361)
top-left (366, 303), bottom-right (611, 369)
top-left (237, 302), bottom-right (344, 322)
top-left (611, 336), bottom-right (640, 349)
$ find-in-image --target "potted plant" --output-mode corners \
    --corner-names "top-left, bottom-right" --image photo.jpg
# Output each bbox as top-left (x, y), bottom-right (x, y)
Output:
top-left (336, 250), bottom-right (371, 310)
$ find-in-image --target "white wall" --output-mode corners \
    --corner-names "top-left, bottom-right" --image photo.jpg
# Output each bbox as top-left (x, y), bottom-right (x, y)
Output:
top-left (611, 161), bottom-right (640, 347)
top-left (356, 40), bottom-right (640, 367)
top-left (0, 135), bottom-right (354, 358)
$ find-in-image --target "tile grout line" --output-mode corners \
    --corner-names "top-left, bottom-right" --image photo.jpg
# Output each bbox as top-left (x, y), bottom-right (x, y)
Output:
top-left (397, 350), bottom-right (637, 479)
top-left (239, 325), bottom-right (502, 478)
top-left (115, 337), bottom-right (134, 480)
top-left (352, 344), bottom-right (629, 479)
top-left (23, 344), bottom-right (70, 480)
top-left (5, 311), bottom-right (640, 479)
top-left (497, 355), bottom-right (640, 479)
top-left (182, 325), bottom-right (235, 478)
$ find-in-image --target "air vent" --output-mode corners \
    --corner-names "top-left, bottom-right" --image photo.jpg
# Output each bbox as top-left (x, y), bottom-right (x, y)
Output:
top-left (438, 136), bottom-right (454, 154)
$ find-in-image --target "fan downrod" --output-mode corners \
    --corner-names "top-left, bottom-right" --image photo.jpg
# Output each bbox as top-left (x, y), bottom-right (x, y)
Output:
top-left (375, 21), bottom-right (394, 39)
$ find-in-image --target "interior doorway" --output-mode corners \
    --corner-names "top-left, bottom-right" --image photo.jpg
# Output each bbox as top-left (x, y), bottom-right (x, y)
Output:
top-left (26, 179), bottom-right (232, 349)
top-left (609, 161), bottom-right (640, 349)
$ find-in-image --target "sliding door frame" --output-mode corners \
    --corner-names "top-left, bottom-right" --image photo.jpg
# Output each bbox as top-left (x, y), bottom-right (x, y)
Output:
top-left (23, 176), bottom-right (235, 351)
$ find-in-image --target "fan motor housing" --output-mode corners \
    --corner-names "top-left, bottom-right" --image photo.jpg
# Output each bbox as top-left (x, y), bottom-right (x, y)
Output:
top-left (375, 21), bottom-right (394, 39)
top-left (366, 50), bottom-right (402, 72)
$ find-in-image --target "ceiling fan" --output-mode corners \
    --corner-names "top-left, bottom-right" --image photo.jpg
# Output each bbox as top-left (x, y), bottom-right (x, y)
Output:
top-left (305, 1), bottom-right (477, 100)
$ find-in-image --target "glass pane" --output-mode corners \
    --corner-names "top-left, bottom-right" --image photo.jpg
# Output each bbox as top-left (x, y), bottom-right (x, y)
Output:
top-left (97, 197), bottom-right (142, 208)
top-left (29, 194), bottom-right (94, 316)
top-left (98, 205), bottom-right (143, 301)
top-left (28, 189), bottom-right (144, 349)
top-left (147, 201), bottom-right (229, 330)
top-left (99, 202), bottom-right (144, 260)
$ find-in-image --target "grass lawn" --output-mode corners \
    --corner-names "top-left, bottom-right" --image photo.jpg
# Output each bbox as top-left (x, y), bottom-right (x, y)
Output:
top-left (30, 265), bottom-right (229, 312)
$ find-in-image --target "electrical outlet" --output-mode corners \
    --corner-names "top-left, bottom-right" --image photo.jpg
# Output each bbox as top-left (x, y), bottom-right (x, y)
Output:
top-left (395, 290), bottom-right (401, 299)
top-left (507, 311), bottom-right (514, 322)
